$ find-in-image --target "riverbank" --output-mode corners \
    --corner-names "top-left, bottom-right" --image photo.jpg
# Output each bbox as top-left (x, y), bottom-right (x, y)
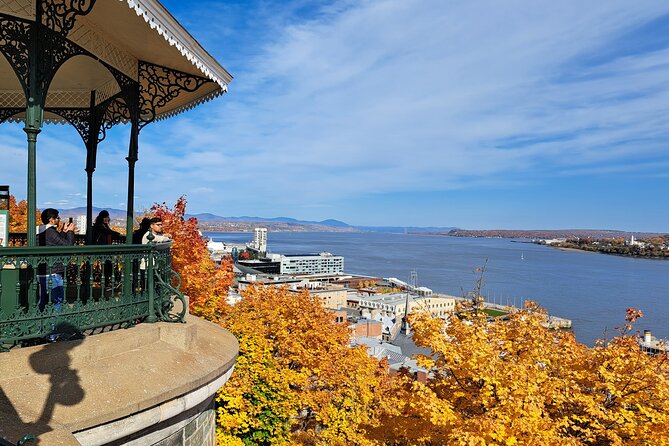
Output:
top-left (546, 244), bottom-right (669, 260)
top-left (207, 231), bottom-right (669, 346)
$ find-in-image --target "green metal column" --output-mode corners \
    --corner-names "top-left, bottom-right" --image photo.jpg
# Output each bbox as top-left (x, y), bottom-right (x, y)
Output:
top-left (24, 3), bottom-right (43, 247)
top-left (24, 106), bottom-right (42, 247)
top-left (85, 169), bottom-right (93, 243)
top-left (85, 91), bottom-right (97, 245)
top-left (125, 119), bottom-right (139, 243)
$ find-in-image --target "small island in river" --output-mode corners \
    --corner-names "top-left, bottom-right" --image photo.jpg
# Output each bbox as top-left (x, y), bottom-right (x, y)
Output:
top-left (536, 235), bottom-right (669, 259)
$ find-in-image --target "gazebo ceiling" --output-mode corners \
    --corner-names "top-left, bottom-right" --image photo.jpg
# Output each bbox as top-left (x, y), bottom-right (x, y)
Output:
top-left (0, 0), bottom-right (232, 123)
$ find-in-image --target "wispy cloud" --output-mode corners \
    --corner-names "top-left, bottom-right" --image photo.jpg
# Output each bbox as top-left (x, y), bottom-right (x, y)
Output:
top-left (2, 0), bottom-right (669, 230)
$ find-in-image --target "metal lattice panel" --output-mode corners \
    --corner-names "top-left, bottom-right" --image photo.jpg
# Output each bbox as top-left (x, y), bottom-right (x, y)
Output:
top-left (0, 15), bottom-right (31, 90)
top-left (46, 106), bottom-right (89, 142)
top-left (0, 90), bottom-right (25, 107)
top-left (98, 96), bottom-right (129, 141)
top-left (0, 106), bottom-right (22, 123)
top-left (69, 17), bottom-right (137, 82)
top-left (44, 89), bottom-right (89, 107)
top-left (0, 0), bottom-right (34, 20)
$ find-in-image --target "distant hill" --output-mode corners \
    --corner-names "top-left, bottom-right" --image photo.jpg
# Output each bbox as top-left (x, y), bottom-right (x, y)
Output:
top-left (58, 208), bottom-right (354, 231)
top-left (437, 228), bottom-right (667, 239)
top-left (189, 213), bottom-right (352, 229)
top-left (57, 207), bottom-right (661, 238)
top-left (60, 207), bottom-right (129, 220)
top-left (356, 225), bottom-right (457, 233)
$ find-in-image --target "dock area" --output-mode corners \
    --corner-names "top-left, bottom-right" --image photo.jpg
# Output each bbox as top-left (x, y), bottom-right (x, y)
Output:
top-left (449, 296), bottom-right (573, 329)
top-left (638, 331), bottom-right (668, 354)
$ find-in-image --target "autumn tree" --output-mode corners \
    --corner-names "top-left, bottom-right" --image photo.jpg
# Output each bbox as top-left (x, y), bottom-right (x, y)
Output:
top-left (375, 302), bottom-right (669, 445)
top-left (8, 194), bottom-right (41, 233)
top-left (149, 196), bottom-right (233, 321)
top-left (216, 285), bottom-right (390, 446)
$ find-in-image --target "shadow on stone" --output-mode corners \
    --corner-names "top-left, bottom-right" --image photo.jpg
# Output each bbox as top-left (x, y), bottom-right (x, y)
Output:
top-left (28, 322), bottom-right (86, 428)
top-left (1, 323), bottom-right (85, 445)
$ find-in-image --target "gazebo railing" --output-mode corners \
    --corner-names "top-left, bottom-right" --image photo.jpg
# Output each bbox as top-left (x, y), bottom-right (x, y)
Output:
top-left (8, 232), bottom-right (126, 246)
top-left (0, 242), bottom-right (186, 351)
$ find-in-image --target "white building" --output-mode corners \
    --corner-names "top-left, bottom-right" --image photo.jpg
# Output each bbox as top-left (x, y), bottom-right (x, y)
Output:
top-left (353, 292), bottom-right (456, 320)
top-left (249, 227), bottom-right (267, 253)
top-left (276, 252), bottom-right (344, 275)
top-left (75, 215), bottom-right (87, 235)
top-left (207, 241), bottom-right (246, 261)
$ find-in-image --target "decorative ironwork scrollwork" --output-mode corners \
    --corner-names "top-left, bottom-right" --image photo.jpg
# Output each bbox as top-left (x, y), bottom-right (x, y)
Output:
top-left (40, 0), bottom-right (97, 36)
top-left (0, 246), bottom-right (176, 350)
top-left (0, 108), bottom-right (24, 124)
top-left (102, 61), bottom-right (136, 94)
top-left (47, 107), bottom-right (90, 144)
top-left (99, 96), bottom-right (130, 142)
top-left (138, 61), bottom-right (211, 129)
top-left (37, 27), bottom-right (86, 102)
top-left (0, 16), bottom-right (31, 91)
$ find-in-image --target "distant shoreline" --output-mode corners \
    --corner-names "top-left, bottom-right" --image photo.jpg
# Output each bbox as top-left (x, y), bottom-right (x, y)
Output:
top-left (547, 245), bottom-right (668, 260)
top-left (556, 247), bottom-right (597, 253)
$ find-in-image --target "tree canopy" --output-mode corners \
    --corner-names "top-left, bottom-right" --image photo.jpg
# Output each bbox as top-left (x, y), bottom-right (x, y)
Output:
top-left (161, 197), bottom-right (669, 445)
top-left (150, 196), bottom-right (233, 321)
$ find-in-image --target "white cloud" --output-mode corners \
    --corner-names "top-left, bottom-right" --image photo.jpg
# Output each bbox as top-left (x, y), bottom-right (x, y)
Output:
top-left (3, 0), bottom-right (669, 227)
top-left (161, 0), bottom-right (669, 213)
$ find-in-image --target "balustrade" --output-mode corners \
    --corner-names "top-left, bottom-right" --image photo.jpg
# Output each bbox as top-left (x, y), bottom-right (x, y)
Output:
top-left (0, 241), bottom-right (185, 350)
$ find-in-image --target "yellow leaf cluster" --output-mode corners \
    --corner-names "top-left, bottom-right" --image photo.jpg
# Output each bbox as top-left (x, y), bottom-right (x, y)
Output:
top-left (152, 199), bottom-right (669, 445)
top-left (216, 286), bottom-right (390, 445)
top-left (374, 302), bottom-right (669, 445)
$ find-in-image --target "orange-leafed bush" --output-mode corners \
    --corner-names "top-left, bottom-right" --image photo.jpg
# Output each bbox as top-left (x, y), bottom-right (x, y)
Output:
top-left (150, 196), bottom-right (233, 321)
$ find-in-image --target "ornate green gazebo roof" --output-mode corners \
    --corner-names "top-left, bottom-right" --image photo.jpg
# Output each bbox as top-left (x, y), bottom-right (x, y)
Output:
top-left (0, 0), bottom-right (232, 245)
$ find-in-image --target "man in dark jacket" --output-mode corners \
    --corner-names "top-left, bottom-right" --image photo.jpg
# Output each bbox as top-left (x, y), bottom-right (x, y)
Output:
top-left (37, 208), bottom-right (76, 312)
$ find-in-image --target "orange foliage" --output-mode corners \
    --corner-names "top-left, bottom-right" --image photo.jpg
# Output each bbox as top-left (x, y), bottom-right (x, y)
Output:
top-left (8, 195), bottom-right (40, 233)
top-left (150, 196), bottom-right (233, 321)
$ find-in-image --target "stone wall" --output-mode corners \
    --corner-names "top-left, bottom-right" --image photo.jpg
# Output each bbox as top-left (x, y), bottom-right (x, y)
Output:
top-left (139, 399), bottom-right (216, 446)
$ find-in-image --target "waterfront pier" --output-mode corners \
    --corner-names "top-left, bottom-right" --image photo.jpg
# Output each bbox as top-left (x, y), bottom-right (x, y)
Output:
top-left (449, 295), bottom-right (573, 329)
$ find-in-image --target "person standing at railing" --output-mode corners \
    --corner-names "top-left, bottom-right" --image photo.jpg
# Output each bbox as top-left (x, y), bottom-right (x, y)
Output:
top-left (37, 208), bottom-right (76, 313)
top-left (132, 217), bottom-right (151, 244)
top-left (139, 217), bottom-right (172, 292)
top-left (91, 210), bottom-right (121, 291)
top-left (131, 217), bottom-right (151, 293)
top-left (141, 217), bottom-right (172, 245)
top-left (91, 210), bottom-right (120, 245)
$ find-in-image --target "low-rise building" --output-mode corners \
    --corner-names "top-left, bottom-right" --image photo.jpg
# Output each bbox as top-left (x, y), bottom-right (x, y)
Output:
top-left (290, 284), bottom-right (347, 310)
top-left (265, 252), bottom-right (344, 275)
top-left (237, 274), bottom-right (306, 291)
top-left (352, 292), bottom-right (456, 320)
top-left (349, 318), bottom-right (383, 339)
top-left (207, 240), bottom-right (247, 261)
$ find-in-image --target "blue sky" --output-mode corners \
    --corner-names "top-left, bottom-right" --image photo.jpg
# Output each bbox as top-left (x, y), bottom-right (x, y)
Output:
top-left (2, 0), bottom-right (669, 231)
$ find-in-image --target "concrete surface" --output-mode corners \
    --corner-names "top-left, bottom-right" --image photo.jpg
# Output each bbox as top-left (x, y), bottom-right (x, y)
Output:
top-left (0, 316), bottom-right (238, 445)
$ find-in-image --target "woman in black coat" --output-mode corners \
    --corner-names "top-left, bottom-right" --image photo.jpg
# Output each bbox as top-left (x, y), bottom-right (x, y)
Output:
top-left (92, 210), bottom-right (120, 245)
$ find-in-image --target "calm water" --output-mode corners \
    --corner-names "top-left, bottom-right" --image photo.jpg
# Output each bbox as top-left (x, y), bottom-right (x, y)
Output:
top-left (205, 231), bottom-right (669, 346)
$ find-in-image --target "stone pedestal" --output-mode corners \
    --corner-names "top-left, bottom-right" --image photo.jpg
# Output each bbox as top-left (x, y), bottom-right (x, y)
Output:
top-left (0, 316), bottom-right (238, 445)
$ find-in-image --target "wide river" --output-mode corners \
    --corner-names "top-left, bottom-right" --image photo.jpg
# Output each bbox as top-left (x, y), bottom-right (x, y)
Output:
top-left (205, 231), bottom-right (669, 346)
